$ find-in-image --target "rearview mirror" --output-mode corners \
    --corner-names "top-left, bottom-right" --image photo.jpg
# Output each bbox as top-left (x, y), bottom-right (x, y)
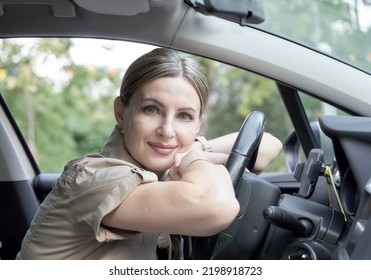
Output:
top-left (184, 0), bottom-right (265, 26)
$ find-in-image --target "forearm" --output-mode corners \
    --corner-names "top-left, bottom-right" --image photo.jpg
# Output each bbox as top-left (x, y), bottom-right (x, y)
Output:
top-left (177, 152), bottom-right (240, 234)
top-left (208, 132), bottom-right (238, 154)
top-left (253, 132), bottom-right (282, 173)
top-left (179, 151), bottom-right (232, 189)
top-left (197, 132), bottom-right (282, 173)
top-left (180, 156), bottom-right (235, 196)
top-left (103, 155), bottom-right (239, 236)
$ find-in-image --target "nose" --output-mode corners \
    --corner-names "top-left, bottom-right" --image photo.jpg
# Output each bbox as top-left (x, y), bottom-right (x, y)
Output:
top-left (157, 117), bottom-right (175, 139)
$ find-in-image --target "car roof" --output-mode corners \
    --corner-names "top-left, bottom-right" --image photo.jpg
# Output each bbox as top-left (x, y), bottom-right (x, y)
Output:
top-left (1, 0), bottom-right (371, 116)
top-left (0, 0), bottom-right (183, 44)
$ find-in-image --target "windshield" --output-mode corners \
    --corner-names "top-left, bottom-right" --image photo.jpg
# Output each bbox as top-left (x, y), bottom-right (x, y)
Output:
top-left (259, 0), bottom-right (371, 73)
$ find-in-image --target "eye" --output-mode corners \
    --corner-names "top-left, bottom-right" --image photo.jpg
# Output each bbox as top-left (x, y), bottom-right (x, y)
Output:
top-left (178, 112), bottom-right (193, 121)
top-left (143, 105), bottom-right (158, 114)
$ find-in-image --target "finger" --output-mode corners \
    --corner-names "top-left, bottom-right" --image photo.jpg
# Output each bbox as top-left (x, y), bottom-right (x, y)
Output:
top-left (174, 152), bottom-right (185, 167)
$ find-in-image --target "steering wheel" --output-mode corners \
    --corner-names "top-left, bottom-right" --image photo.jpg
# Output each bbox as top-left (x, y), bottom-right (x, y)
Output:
top-left (226, 111), bottom-right (267, 190)
top-left (191, 111), bottom-right (267, 259)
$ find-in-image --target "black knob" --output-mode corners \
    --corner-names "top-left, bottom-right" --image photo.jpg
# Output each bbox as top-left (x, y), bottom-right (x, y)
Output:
top-left (263, 206), bottom-right (312, 237)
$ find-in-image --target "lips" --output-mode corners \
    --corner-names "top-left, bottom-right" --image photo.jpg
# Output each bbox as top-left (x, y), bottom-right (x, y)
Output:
top-left (148, 142), bottom-right (177, 155)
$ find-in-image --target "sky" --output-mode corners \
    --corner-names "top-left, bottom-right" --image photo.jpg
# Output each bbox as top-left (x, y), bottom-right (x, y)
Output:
top-left (31, 38), bottom-right (156, 91)
top-left (358, 2), bottom-right (371, 31)
top-left (70, 39), bottom-right (156, 69)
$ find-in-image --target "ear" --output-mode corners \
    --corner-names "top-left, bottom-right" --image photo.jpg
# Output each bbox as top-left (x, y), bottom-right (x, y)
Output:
top-left (114, 96), bottom-right (124, 127)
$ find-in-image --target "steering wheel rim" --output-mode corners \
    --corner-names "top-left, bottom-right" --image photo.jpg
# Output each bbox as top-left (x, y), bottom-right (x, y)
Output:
top-left (191, 111), bottom-right (267, 259)
top-left (226, 111), bottom-right (267, 191)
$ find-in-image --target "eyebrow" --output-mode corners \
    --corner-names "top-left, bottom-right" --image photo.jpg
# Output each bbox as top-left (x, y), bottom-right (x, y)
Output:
top-left (142, 98), bottom-right (197, 113)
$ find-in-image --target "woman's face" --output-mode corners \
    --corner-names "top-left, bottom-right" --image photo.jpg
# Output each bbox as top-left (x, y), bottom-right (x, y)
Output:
top-left (120, 76), bottom-right (203, 174)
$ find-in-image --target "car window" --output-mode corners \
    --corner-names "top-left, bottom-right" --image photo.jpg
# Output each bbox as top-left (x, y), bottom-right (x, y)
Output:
top-left (299, 91), bottom-right (349, 123)
top-left (1, 38), bottom-right (348, 174)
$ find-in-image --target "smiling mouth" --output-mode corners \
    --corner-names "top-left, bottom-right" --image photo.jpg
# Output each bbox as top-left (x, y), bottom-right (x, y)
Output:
top-left (148, 143), bottom-right (177, 155)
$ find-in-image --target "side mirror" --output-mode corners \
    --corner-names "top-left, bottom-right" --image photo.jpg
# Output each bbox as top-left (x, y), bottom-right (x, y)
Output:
top-left (184, 0), bottom-right (265, 26)
top-left (284, 122), bottom-right (335, 172)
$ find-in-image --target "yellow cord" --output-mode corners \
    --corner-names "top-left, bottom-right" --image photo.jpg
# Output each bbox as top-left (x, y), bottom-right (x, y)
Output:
top-left (323, 166), bottom-right (347, 221)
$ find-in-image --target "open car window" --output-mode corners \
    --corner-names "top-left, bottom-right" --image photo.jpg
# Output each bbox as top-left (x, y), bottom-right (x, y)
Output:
top-left (1, 38), bottom-right (352, 174)
top-left (1, 38), bottom-right (294, 173)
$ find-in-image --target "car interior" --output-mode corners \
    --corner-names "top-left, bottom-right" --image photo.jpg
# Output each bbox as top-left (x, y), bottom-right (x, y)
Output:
top-left (1, 0), bottom-right (371, 260)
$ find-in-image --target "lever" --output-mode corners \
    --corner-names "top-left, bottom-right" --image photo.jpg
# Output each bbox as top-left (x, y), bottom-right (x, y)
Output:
top-left (263, 206), bottom-right (312, 238)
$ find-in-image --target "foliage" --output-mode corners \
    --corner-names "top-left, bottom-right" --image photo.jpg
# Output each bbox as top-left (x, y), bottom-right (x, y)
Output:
top-left (0, 39), bottom-right (120, 172)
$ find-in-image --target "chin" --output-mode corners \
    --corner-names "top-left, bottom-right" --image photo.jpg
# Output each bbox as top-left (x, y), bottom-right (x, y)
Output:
top-left (144, 159), bottom-right (173, 173)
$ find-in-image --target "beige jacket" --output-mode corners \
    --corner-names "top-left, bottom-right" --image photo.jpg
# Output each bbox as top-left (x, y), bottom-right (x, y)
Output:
top-left (17, 126), bottom-right (161, 259)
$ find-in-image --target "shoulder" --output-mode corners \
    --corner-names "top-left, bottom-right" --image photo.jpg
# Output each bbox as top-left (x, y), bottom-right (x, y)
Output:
top-left (60, 153), bottom-right (158, 189)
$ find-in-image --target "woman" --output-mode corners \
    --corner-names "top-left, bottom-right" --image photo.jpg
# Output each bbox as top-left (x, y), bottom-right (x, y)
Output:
top-left (17, 48), bottom-right (282, 260)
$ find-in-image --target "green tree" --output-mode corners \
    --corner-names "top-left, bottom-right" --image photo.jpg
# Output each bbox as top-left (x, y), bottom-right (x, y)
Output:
top-left (0, 38), bottom-right (121, 172)
top-left (195, 58), bottom-right (290, 172)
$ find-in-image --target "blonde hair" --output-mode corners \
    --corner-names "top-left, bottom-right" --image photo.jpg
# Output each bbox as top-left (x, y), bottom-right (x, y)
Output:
top-left (120, 48), bottom-right (209, 115)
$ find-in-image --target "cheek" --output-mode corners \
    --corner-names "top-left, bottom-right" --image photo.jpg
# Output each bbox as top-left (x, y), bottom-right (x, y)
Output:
top-left (125, 118), bottom-right (149, 141)
top-left (177, 125), bottom-right (199, 150)
top-left (122, 113), bottom-right (138, 142)
top-left (124, 108), bottom-right (145, 132)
